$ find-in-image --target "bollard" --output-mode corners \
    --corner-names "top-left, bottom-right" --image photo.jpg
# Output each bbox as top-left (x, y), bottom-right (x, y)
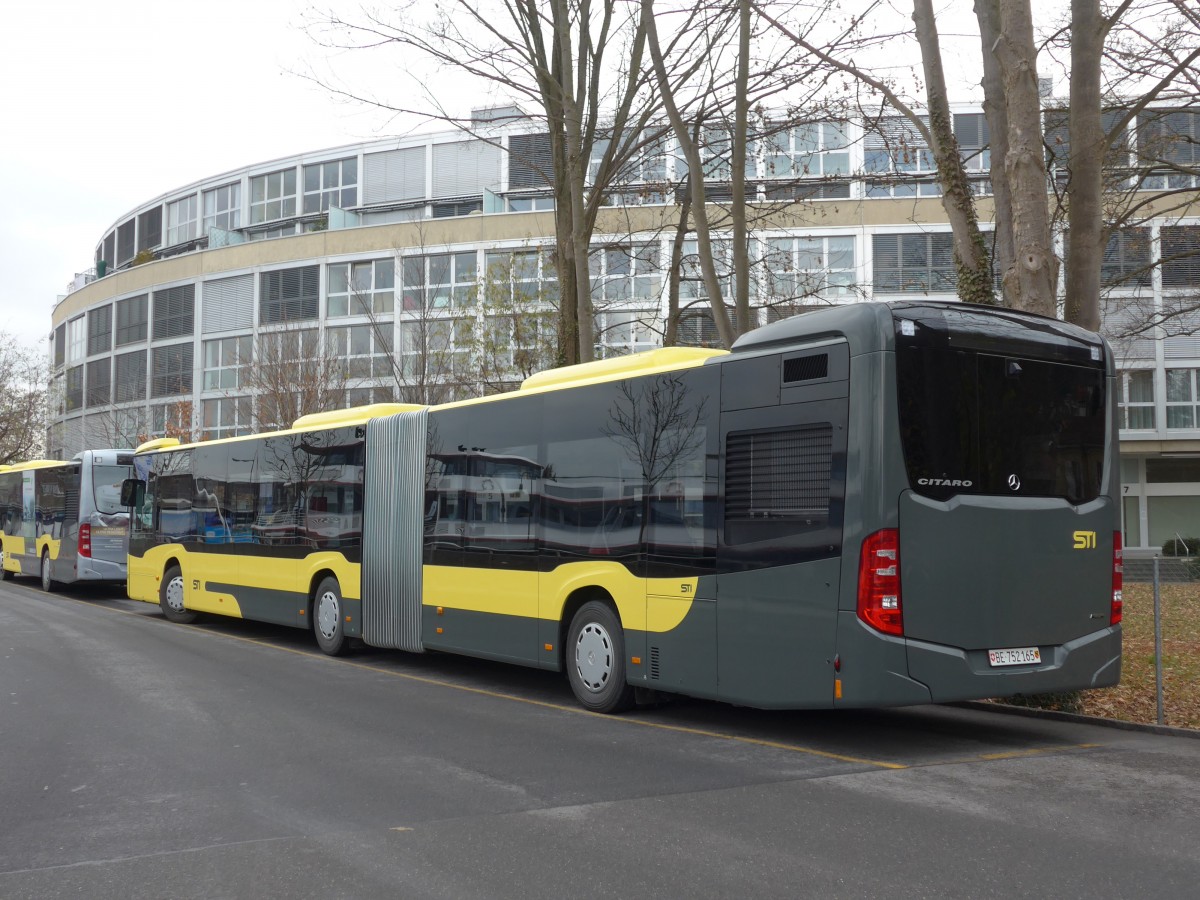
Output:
top-left (1153, 557), bottom-right (1164, 726)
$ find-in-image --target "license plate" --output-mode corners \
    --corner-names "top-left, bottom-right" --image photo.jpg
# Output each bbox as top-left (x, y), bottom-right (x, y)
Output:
top-left (988, 646), bottom-right (1041, 667)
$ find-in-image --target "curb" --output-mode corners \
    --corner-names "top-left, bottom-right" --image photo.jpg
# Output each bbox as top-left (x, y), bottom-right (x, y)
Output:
top-left (956, 700), bottom-right (1200, 739)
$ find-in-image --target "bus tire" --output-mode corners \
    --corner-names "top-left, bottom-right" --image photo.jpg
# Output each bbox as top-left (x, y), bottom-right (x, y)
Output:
top-left (566, 600), bottom-right (635, 714)
top-left (313, 576), bottom-right (348, 656)
top-left (40, 551), bottom-right (58, 593)
top-left (159, 564), bottom-right (197, 624)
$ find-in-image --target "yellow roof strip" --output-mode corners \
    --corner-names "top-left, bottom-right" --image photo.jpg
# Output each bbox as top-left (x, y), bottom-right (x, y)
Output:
top-left (520, 347), bottom-right (726, 392)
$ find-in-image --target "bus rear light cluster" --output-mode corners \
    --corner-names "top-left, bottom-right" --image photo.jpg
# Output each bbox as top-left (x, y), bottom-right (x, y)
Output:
top-left (857, 528), bottom-right (903, 637)
top-left (1111, 531), bottom-right (1123, 626)
top-left (78, 523), bottom-right (92, 559)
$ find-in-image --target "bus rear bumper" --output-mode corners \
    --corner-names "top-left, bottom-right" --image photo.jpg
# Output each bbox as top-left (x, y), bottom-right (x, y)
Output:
top-left (906, 625), bottom-right (1123, 703)
top-left (74, 557), bottom-right (128, 583)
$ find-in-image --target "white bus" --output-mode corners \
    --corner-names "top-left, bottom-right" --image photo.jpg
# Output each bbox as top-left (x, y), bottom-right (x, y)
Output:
top-left (0, 450), bottom-right (135, 590)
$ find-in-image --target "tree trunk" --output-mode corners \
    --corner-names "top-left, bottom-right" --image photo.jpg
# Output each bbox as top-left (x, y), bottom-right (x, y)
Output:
top-left (642, 0), bottom-right (736, 348)
top-left (992, 0), bottom-right (1059, 317)
top-left (974, 0), bottom-right (1017, 303)
top-left (1064, 0), bottom-right (1105, 331)
top-left (913, 0), bottom-right (995, 306)
top-left (730, 0), bottom-right (753, 335)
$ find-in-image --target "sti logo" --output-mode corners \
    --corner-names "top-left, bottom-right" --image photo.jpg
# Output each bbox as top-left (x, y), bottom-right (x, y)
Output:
top-left (1073, 531), bottom-right (1097, 550)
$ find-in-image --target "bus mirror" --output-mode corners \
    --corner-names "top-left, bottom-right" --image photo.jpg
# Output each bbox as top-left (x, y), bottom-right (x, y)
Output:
top-left (120, 479), bottom-right (144, 508)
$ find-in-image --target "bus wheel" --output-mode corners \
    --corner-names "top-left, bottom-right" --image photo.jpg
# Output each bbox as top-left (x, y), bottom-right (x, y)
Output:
top-left (159, 565), bottom-right (197, 624)
top-left (566, 600), bottom-right (635, 714)
top-left (313, 576), bottom-right (347, 656)
top-left (40, 551), bottom-right (58, 593)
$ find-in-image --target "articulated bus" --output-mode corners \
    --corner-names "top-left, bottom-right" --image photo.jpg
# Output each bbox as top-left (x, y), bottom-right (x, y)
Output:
top-left (1, 451), bottom-right (135, 591)
top-left (123, 301), bottom-right (1122, 712)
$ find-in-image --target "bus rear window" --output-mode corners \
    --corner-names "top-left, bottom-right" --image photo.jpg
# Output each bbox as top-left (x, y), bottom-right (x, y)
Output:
top-left (896, 348), bottom-right (1106, 505)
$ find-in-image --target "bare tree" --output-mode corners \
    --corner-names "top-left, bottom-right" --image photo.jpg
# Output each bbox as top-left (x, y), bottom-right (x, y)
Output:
top-left (243, 326), bottom-right (349, 430)
top-left (306, 0), bottom-right (662, 366)
top-left (0, 336), bottom-right (48, 464)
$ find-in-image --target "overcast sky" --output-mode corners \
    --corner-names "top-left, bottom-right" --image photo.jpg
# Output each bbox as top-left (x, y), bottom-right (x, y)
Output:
top-left (0, 1), bottom-right (1009, 352)
top-left (0, 1), bottom-right (424, 348)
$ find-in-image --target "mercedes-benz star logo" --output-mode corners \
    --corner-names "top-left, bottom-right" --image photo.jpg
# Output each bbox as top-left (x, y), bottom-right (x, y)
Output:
top-left (1008, 474), bottom-right (1021, 491)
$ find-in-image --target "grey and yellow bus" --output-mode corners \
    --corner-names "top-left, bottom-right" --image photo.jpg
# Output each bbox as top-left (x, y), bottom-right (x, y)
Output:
top-left (1, 451), bottom-right (135, 591)
top-left (123, 301), bottom-right (1121, 712)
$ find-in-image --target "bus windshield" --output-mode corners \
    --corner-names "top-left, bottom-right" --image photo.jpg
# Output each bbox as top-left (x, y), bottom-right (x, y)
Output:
top-left (93, 465), bottom-right (133, 515)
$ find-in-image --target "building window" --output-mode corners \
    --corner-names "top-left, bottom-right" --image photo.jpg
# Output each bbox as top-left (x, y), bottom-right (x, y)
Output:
top-left (397, 318), bottom-right (474, 382)
top-left (679, 238), bottom-right (731, 304)
top-left (250, 168), bottom-right (298, 224)
top-left (151, 343), bottom-right (194, 398)
top-left (590, 243), bottom-right (662, 305)
top-left (764, 235), bottom-right (856, 300)
top-left (260, 265), bottom-right (319, 324)
top-left (152, 284), bottom-right (195, 341)
top-left (87, 305), bottom-right (112, 355)
top-left (764, 122), bottom-right (850, 178)
top-left (327, 324), bottom-right (394, 379)
top-left (137, 207), bottom-right (163, 253)
top-left (865, 115), bottom-right (941, 197)
top-left (67, 317), bottom-right (87, 363)
top-left (872, 233), bottom-right (956, 293)
top-left (303, 157), bottom-right (358, 213)
top-left (150, 401), bottom-right (194, 439)
top-left (65, 366), bottom-right (83, 412)
top-left (202, 396), bottom-right (253, 440)
top-left (166, 194), bottom-right (199, 246)
top-left (1137, 110), bottom-right (1200, 189)
top-left (327, 260), bottom-right (395, 317)
top-left (431, 200), bottom-right (483, 218)
top-left (114, 350), bottom-right (147, 403)
top-left (1161, 226), bottom-right (1200, 288)
top-left (954, 113), bottom-right (991, 172)
top-left (117, 220), bottom-right (136, 267)
top-left (116, 294), bottom-right (149, 345)
top-left (404, 252), bottom-right (479, 311)
top-left (53, 323), bottom-right (65, 368)
top-left (203, 335), bottom-right (252, 390)
top-left (1101, 228), bottom-right (1152, 288)
top-left (1119, 370), bottom-right (1156, 429)
top-left (1165, 368), bottom-right (1200, 428)
top-left (595, 311), bottom-right (658, 358)
top-left (203, 182), bottom-right (242, 233)
top-left (86, 359), bottom-right (111, 407)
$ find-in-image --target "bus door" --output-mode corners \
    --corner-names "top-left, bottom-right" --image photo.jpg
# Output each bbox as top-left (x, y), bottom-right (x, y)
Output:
top-left (715, 345), bottom-right (849, 708)
top-left (37, 464), bottom-right (77, 583)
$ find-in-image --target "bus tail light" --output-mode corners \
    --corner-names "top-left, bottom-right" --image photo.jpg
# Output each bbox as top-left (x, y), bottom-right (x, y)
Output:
top-left (857, 528), bottom-right (903, 636)
top-left (1111, 531), bottom-right (1123, 625)
top-left (79, 523), bottom-right (92, 558)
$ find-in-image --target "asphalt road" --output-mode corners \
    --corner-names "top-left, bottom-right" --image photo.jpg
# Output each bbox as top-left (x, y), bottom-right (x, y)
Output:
top-left (1, 578), bottom-right (1198, 900)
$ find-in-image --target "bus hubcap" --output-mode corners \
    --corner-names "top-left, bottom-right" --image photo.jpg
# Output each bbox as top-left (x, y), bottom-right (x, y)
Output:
top-left (318, 592), bottom-right (340, 639)
top-left (165, 577), bottom-right (185, 612)
top-left (575, 622), bottom-right (613, 692)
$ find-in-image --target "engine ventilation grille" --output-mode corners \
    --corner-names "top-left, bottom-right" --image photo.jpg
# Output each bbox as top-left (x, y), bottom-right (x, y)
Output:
top-left (649, 646), bottom-right (661, 680)
top-left (783, 353), bottom-right (828, 384)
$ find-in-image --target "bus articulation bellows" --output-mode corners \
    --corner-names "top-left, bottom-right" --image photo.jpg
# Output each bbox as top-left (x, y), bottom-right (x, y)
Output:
top-left (122, 302), bottom-right (1122, 712)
